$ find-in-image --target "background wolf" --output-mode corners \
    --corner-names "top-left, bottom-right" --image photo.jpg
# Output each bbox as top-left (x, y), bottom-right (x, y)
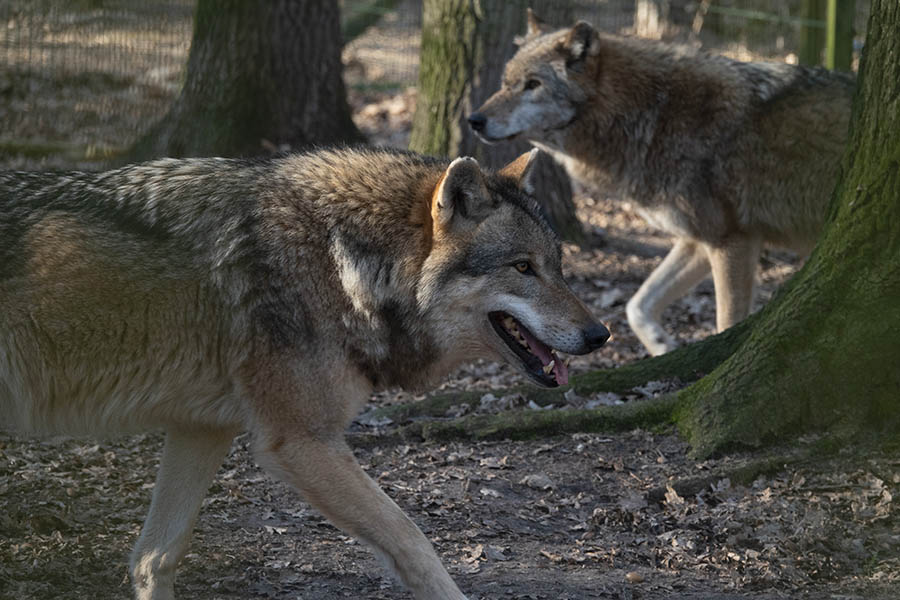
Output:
top-left (469, 11), bottom-right (854, 355)
top-left (0, 147), bottom-right (608, 600)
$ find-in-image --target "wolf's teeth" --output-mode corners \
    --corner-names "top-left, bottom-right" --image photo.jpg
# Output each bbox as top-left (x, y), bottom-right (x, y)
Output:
top-left (543, 360), bottom-right (555, 375)
top-left (564, 357), bottom-right (571, 368)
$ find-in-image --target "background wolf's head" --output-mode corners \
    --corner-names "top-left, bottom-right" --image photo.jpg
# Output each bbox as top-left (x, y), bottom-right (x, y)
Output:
top-left (468, 13), bottom-right (602, 147)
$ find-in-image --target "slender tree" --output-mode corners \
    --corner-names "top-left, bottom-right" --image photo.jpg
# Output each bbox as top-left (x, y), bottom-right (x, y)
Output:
top-left (634, 0), bottom-right (694, 39)
top-left (131, 0), bottom-right (362, 160)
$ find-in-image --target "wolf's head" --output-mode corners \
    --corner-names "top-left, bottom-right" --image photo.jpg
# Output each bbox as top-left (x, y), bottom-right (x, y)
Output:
top-left (468, 12), bottom-right (604, 146)
top-left (418, 150), bottom-right (608, 388)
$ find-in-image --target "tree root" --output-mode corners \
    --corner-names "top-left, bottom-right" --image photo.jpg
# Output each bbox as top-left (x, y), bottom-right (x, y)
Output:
top-left (368, 318), bottom-right (753, 427)
top-left (348, 395), bottom-right (678, 448)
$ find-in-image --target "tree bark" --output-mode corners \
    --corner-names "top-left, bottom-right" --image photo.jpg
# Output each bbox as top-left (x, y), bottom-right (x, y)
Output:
top-left (130, 0), bottom-right (362, 161)
top-left (634, 0), bottom-right (695, 40)
top-left (675, 0), bottom-right (900, 457)
top-left (409, 0), bottom-right (586, 245)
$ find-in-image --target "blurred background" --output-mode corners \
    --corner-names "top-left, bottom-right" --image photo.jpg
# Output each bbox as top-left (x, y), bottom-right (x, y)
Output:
top-left (0, 0), bottom-right (869, 170)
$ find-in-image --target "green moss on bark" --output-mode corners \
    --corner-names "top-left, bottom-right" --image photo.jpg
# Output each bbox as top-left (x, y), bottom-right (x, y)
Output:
top-left (675, 0), bottom-right (900, 457)
top-left (397, 395), bottom-right (677, 443)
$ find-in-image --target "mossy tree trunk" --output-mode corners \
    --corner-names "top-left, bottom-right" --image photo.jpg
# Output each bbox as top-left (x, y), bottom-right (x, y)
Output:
top-left (675, 0), bottom-right (900, 457)
top-left (130, 0), bottom-right (362, 161)
top-left (410, 0), bottom-right (586, 245)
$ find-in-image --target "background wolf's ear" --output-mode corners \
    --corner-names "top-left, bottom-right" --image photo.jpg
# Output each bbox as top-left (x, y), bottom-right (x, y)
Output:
top-left (558, 21), bottom-right (599, 66)
top-left (498, 149), bottom-right (540, 196)
top-left (432, 157), bottom-right (494, 230)
top-left (514, 8), bottom-right (550, 45)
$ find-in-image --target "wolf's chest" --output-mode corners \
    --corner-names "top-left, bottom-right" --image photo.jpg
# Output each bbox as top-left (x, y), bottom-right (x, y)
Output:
top-left (633, 204), bottom-right (697, 239)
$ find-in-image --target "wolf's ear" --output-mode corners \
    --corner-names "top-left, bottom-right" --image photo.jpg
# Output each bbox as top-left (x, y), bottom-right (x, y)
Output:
top-left (558, 21), bottom-right (599, 65)
top-left (499, 149), bottom-right (540, 195)
top-left (432, 157), bottom-right (494, 230)
top-left (515, 8), bottom-right (550, 45)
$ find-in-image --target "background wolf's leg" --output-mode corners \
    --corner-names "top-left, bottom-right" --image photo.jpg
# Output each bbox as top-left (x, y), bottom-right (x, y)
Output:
top-left (131, 428), bottom-right (234, 600)
top-left (705, 235), bottom-right (763, 332)
top-left (255, 436), bottom-right (468, 600)
top-left (626, 238), bottom-right (710, 355)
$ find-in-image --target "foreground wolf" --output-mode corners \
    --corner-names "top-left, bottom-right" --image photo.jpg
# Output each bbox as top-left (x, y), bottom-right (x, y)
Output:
top-left (469, 11), bottom-right (854, 355)
top-left (0, 147), bottom-right (609, 600)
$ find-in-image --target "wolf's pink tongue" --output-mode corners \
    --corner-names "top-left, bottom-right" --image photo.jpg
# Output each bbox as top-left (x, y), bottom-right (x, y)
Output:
top-left (518, 325), bottom-right (567, 385)
top-left (553, 357), bottom-right (569, 386)
top-left (518, 325), bottom-right (551, 362)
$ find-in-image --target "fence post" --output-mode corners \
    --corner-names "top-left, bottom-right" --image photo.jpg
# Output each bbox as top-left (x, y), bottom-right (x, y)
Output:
top-left (799, 0), bottom-right (827, 65)
top-left (826, 0), bottom-right (855, 71)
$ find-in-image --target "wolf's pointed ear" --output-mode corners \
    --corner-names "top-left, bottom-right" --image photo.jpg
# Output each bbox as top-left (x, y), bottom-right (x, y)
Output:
top-left (559, 21), bottom-right (599, 65)
top-left (526, 8), bottom-right (546, 36)
top-left (515, 8), bottom-right (550, 45)
top-left (432, 157), bottom-right (493, 231)
top-left (499, 149), bottom-right (540, 195)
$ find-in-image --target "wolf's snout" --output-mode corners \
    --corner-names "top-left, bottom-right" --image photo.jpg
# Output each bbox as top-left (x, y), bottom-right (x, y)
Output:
top-left (583, 322), bottom-right (610, 351)
top-left (468, 112), bottom-right (487, 132)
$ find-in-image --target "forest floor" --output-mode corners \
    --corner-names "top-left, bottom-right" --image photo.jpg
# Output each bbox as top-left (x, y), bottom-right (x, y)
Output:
top-left (2, 98), bottom-right (898, 597)
top-left (1, 4), bottom-right (896, 600)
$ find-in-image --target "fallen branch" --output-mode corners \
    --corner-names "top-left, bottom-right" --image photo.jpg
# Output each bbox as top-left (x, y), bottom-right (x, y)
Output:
top-left (0, 139), bottom-right (121, 162)
top-left (646, 454), bottom-right (796, 504)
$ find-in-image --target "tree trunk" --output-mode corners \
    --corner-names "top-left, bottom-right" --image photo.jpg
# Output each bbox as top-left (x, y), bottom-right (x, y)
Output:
top-left (675, 0), bottom-right (900, 457)
top-left (634, 0), bottom-right (668, 39)
top-left (634, 0), bottom-right (695, 40)
top-left (130, 0), bottom-right (362, 161)
top-left (409, 0), bottom-right (586, 245)
top-left (799, 0), bottom-right (828, 66)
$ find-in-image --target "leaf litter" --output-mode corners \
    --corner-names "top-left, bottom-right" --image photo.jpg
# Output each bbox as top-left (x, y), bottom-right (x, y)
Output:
top-left (3, 429), bottom-right (897, 599)
top-left (3, 54), bottom-right (897, 600)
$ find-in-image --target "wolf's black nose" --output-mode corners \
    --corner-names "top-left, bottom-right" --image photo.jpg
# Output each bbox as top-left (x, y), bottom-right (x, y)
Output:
top-left (468, 112), bottom-right (487, 132)
top-left (584, 323), bottom-right (610, 351)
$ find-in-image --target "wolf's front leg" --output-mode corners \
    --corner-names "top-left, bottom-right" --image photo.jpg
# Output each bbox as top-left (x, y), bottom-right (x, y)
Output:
top-left (705, 234), bottom-right (762, 332)
top-left (255, 435), bottom-right (468, 600)
top-left (626, 238), bottom-right (711, 355)
top-left (131, 428), bottom-right (235, 600)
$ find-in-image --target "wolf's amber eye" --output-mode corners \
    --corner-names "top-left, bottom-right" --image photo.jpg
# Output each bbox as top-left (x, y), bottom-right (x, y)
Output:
top-left (514, 261), bottom-right (533, 274)
top-left (524, 79), bottom-right (541, 90)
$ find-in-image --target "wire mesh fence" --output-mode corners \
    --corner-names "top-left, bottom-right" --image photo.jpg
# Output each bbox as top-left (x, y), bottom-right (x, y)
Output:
top-left (0, 0), bottom-right (870, 167)
top-left (0, 0), bottom-right (193, 164)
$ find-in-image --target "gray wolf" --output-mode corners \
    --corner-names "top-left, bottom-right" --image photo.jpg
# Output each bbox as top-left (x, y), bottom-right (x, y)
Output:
top-left (469, 10), bottom-right (854, 355)
top-left (0, 147), bottom-right (608, 600)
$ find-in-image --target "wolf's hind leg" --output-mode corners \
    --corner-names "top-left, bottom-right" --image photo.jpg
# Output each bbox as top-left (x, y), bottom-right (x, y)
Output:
top-left (256, 435), bottom-right (468, 600)
top-left (626, 238), bottom-right (710, 355)
top-left (131, 428), bottom-right (234, 600)
top-left (705, 235), bottom-right (762, 332)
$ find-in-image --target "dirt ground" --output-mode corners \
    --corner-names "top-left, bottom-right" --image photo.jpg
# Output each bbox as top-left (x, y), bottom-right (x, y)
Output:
top-left (2, 112), bottom-right (898, 597)
top-left (1, 4), bottom-right (897, 600)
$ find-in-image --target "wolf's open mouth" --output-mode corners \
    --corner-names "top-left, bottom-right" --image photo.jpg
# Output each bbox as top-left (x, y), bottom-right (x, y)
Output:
top-left (488, 311), bottom-right (569, 387)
